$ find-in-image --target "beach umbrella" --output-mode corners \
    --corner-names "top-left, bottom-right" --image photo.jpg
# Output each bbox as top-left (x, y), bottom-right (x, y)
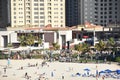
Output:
top-left (99, 71), bottom-right (105, 73)
top-left (99, 71), bottom-right (106, 76)
top-left (104, 69), bottom-right (112, 73)
top-left (84, 68), bottom-right (90, 75)
top-left (116, 70), bottom-right (120, 74)
top-left (84, 68), bottom-right (90, 71)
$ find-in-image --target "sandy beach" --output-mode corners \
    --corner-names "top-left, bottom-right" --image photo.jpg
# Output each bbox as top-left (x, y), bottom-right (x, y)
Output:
top-left (0, 59), bottom-right (120, 80)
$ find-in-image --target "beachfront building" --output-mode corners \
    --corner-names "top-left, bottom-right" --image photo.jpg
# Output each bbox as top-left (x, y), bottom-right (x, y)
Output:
top-left (0, 27), bottom-right (73, 49)
top-left (66, 0), bottom-right (120, 27)
top-left (10, 0), bottom-right (65, 28)
top-left (1, 25), bottom-right (120, 49)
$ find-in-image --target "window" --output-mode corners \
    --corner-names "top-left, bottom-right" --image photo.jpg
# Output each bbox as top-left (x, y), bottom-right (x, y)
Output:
top-left (104, 12), bottom-right (107, 14)
top-left (48, 3), bottom-right (51, 6)
top-left (40, 16), bottom-right (44, 19)
top-left (101, 16), bottom-right (103, 18)
top-left (34, 3), bottom-right (38, 6)
top-left (100, 12), bottom-right (103, 14)
top-left (101, 8), bottom-right (103, 10)
top-left (14, 12), bottom-right (16, 14)
top-left (109, 15), bottom-right (112, 18)
top-left (40, 20), bottom-right (44, 23)
top-left (95, 3), bottom-right (98, 6)
top-left (13, 3), bottom-right (16, 6)
top-left (40, 12), bottom-right (44, 14)
top-left (34, 8), bottom-right (38, 10)
top-left (115, 3), bottom-right (117, 5)
top-left (14, 16), bottom-right (16, 19)
top-left (104, 16), bottom-right (107, 18)
top-left (34, 12), bottom-right (38, 14)
top-left (101, 20), bottom-right (103, 23)
top-left (40, 3), bottom-right (44, 6)
top-left (115, 12), bottom-right (117, 14)
top-left (115, 7), bottom-right (117, 10)
top-left (40, 8), bottom-right (44, 10)
top-left (34, 20), bottom-right (38, 23)
top-left (104, 8), bottom-right (107, 10)
top-left (109, 7), bottom-right (112, 10)
top-left (34, 16), bottom-right (38, 19)
top-left (109, 3), bottom-right (112, 6)
top-left (60, 8), bottom-right (63, 10)
top-left (104, 4), bottom-right (107, 6)
top-left (109, 11), bottom-right (112, 14)
top-left (14, 8), bottom-right (16, 10)
top-left (14, 21), bottom-right (16, 23)
top-left (95, 7), bottom-right (98, 10)
top-left (40, 0), bottom-right (44, 1)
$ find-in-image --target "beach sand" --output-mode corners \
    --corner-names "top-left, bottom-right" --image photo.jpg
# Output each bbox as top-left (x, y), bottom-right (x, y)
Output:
top-left (0, 59), bottom-right (119, 80)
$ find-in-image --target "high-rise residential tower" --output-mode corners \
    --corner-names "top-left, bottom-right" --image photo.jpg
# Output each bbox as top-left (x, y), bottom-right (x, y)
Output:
top-left (11, 0), bottom-right (65, 28)
top-left (0, 0), bottom-right (9, 28)
top-left (66, 0), bottom-right (120, 27)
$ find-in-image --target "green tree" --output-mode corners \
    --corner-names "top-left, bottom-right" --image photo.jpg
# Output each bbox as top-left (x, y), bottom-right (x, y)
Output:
top-left (19, 35), bottom-right (26, 46)
top-left (26, 34), bottom-right (35, 46)
top-left (95, 40), bottom-right (106, 53)
top-left (38, 38), bottom-right (42, 46)
top-left (116, 57), bottom-right (120, 63)
top-left (107, 37), bottom-right (115, 47)
top-left (75, 43), bottom-right (90, 54)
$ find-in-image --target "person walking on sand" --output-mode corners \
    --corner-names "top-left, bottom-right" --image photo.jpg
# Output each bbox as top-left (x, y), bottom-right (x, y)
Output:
top-left (7, 58), bottom-right (10, 66)
top-left (4, 67), bottom-right (6, 74)
top-left (51, 71), bottom-right (54, 77)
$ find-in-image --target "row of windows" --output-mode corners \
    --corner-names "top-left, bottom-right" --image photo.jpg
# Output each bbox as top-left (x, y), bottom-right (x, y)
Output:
top-left (34, 8), bottom-right (44, 10)
top-left (94, 15), bottom-right (117, 18)
top-left (95, 7), bottom-right (117, 10)
top-left (34, 0), bottom-right (44, 1)
top-left (95, 3), bottom-right (118, 6)
top-left (34, 0), bottom-right (63, 1)
top-left (34, 3), bottom-right (44, 6)
top-left (34, 16), bottom-right (45, 19)
top-left (95, 0), bottom-right (117, 2)
top-left (34, 12), bottom-right (44, 14)
top-left (95, 11), bottom-right (117, 14)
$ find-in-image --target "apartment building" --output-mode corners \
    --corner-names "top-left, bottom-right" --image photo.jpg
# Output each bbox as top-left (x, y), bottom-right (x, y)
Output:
top-left (11, 0), bottom-right (65, 28)
top-left (66, 0), bottom-right (120, 27)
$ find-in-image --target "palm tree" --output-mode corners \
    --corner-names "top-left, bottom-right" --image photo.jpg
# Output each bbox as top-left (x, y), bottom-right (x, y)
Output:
top-left (75, 43), bottom-right (90, 53)
top-left (26, 34), bottom-right (35, 46)
top-left (19, 35), bottom-right (26, 46)
top-left (74, 43), bottom-right (90, 62)
top-left (95, 40), bottom-right (106, 53)
top-left (95, 40), bottom-right (106, 63)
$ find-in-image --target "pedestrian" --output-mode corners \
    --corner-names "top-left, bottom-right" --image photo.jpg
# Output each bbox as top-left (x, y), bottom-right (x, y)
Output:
top-left (62, 75), bottom-right (64, 79)
top-left (7, 58), bottom-right (10, 66)
top-left (51, 71), bottom-right (54, 77)
top-left (4, 68), bottom-right (6, 74)
top-left (25, 72), bottom-right (28, 79)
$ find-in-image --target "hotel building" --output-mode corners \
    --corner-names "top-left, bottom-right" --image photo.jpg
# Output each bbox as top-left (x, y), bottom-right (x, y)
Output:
top-left (11, 0), bottom-right (65, 28)
top-left (66, 0), bottom-right (120, 27)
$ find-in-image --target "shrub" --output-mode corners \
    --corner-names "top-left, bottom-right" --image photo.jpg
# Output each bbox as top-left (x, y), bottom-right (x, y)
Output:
top-left (116, 57), bottom-right (120, 63)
